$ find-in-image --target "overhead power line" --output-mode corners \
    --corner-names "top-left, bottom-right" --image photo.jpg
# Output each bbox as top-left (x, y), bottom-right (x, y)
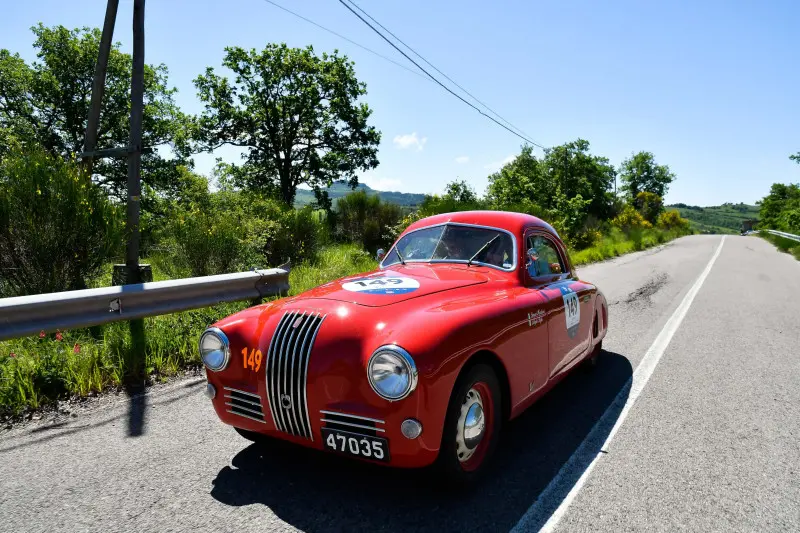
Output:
top-left (337, 0), bottom-right (545, 149)
top-left (345, 0), bottom-right (537, 144)
top-left (258, 0), bottom-right (429, 81)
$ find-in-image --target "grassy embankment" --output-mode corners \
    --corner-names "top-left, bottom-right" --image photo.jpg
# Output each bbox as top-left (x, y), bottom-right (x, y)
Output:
top-left (0, 227), bottom-right (691, 417)
top-left (758, 231), bottom-right (800, 261)
top-left (570, 227), bottom-right (690, 266)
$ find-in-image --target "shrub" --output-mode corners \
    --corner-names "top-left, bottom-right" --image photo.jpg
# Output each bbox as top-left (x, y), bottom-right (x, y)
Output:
top-left (334, 190), bottom-right (403, 252)
top-left (657, 209), bottom-right (691, 232)
top-left (634, 191), bottom-right (664, 224)
top-left (155, 189), bottom-right (325, 276)
top-left (0, 146), bottom-right (122, 296)
top-left (612, 205), bottom-right (653, 230)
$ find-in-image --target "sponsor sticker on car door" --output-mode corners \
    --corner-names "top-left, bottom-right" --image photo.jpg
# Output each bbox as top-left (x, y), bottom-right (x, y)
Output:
top-left (560, 286), bottom-right (580, 338)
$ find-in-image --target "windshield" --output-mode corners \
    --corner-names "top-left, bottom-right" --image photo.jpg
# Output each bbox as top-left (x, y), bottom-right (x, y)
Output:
top-left (382, 224), bottom-right (515, 271)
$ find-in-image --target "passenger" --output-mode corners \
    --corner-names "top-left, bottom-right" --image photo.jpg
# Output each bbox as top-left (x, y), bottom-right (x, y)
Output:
top-left (484, 239), bottom-right (511, 267)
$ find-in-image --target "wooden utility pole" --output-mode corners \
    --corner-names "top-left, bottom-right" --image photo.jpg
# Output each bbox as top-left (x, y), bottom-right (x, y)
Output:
top-left (126, 0), bottom-right (146, 388)
top-left (82, 0), bottom-right (120, 176)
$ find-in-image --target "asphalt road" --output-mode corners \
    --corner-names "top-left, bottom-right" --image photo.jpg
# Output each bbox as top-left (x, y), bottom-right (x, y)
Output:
top-left (1, 235), bottom-right (798, 532)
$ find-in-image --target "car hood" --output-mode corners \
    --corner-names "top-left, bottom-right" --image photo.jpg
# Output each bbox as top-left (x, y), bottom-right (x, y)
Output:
top-left (296, 264), bottom-right (490, 307)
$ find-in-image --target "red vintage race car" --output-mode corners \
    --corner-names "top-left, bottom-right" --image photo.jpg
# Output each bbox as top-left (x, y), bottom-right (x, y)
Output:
top-left (200, 210), bottom-right (607, 482)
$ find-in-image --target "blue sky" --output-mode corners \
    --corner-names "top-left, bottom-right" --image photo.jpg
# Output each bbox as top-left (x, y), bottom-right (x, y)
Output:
top-left (3, 0), bottom-right (798, 205)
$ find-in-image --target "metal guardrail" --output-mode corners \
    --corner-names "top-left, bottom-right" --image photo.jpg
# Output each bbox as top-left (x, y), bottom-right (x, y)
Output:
top-left (764, 229), bottom-right (800, 243)
top-left (0, 268), bottom-right (290, 342)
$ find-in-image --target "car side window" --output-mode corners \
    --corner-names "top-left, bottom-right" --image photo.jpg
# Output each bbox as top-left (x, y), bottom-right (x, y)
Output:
top-left (525, 235), bottom-right (566, 279)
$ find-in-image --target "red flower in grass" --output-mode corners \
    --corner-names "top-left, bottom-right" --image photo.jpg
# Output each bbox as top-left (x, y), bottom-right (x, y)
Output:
top-left (55, 330), bottom-right (63, 342)
top-left (9, 352), bottom-right (16, 358)
top-left (39, 330), bottom-right (46, 339)
top-left (73, 344), bottom-right (80, 354)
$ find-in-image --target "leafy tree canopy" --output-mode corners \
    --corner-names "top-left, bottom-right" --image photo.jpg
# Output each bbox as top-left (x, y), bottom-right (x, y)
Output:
top-left (0, 24), bottom-right (187, 202)
top-left (191, 44), bottom-right (381, 207)
top-left (759, 182), bottom-right (800, 233)
top-left (487, 140), bottom-right (616, 222)
top-left (619, 151), bottom-right (675, 201)
top-left (541, 139), bottom-right (617, 221)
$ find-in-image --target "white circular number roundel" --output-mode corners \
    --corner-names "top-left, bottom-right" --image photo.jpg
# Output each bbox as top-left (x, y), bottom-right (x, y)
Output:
top-left (342, 276), bottom-right (420, 295)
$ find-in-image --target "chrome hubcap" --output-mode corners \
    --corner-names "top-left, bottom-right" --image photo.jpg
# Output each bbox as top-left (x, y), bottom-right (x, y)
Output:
top-left (456, 387), bottom-right (486, 462)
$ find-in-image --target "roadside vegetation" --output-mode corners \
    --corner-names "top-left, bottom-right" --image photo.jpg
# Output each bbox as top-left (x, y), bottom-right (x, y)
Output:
top-left (0, 24), bottom-right (693, 417)
top-left (754, 153), bottom-right (800, 261)
top-left (758, 231), bottom-right (800, 261)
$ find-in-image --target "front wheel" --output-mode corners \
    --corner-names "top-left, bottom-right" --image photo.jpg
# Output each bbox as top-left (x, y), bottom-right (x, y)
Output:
top-left (436, 363), bottom-right (502, 485)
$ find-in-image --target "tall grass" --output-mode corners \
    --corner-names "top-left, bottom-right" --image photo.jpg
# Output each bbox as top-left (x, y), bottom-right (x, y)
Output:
top-left (758, 231), bottom-right (800, 261)
top-left (0, 244), bottom-right (378, 417)
top-left (570, 227), bottom-right (690, 266)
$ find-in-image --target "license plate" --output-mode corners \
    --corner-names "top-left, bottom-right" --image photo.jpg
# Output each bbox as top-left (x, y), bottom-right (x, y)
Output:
top-left (321, 428), bottom-right (390, 463)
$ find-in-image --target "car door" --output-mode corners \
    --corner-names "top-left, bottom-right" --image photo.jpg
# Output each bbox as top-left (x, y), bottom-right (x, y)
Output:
top-left (523, 231), bottom-right (592, 378)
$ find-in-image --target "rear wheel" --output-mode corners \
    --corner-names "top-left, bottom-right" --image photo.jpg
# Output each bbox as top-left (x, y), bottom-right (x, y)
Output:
top-left (436, 364), bottom-right (502, 484)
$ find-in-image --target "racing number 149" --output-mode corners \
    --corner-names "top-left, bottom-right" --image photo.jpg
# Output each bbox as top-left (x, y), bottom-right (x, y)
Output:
top-left (352, 278), bottom-right (403, 287)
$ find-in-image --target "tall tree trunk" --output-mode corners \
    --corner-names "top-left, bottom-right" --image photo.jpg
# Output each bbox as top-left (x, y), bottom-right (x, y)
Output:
top-left (279, 168), bottom-right (295, 206)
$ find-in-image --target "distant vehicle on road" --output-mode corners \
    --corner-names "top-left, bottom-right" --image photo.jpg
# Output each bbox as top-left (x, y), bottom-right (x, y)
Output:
top-left (199, 211), bottom-right (608, 483)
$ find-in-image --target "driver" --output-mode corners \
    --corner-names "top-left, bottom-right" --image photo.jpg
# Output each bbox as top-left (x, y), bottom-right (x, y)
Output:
top-left (484, 239), bottom-right (510, 267)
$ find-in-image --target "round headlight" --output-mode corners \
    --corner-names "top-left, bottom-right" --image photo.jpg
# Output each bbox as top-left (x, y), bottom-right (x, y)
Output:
top-left (199, 327), bottom-right (230, 372)
top-left (367, 346), bottom-right (418, 401)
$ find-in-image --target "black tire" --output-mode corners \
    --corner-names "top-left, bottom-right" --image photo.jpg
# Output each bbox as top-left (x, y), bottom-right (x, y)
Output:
top-left (586, 339), bottom-right (603, 369)
top-left (435, 363), bottom-right (502, 485)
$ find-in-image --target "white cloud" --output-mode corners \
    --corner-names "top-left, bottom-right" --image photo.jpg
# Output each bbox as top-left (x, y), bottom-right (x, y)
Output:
top-left (393, 132), bottom-right (427, 151)
top-left (454, 156), bottom-right (470, 164)
top-left (483, 154), bottom-right (515, 171)
top-left (360, 176), bottom-right (402, 191)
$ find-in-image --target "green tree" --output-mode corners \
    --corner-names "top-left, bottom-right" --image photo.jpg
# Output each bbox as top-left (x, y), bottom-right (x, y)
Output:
top-left (0, 24), bottom-right (187, 201)
top-left (192, 44), bottom-right (381, 207)
top-left (0, 145), bottom-right (122, 296)
top-left (619, 151), bottom-right (675, 201)
top-left (540, 139), bottom-right (616, 221)
top-left (759, 182), bottom-right (800, 232)
top-left (486, 146), bottom-right (546, 210)
top-left (419, 180), bottom-right (485, 216)
top-left (790, 152), bottom-right (800, 164)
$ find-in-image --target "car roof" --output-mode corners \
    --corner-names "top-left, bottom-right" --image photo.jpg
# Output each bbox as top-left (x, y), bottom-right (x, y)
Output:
top-left (404, 210), bottom-right (559, 239)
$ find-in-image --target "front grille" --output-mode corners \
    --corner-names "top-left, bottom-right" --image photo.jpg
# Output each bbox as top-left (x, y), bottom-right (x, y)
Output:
top-left (320, 410), bottom-right (385, 437)
top-left (266, 311), bottom-right (326, 440)
top-left (224, 387), bottom-right (265, 423)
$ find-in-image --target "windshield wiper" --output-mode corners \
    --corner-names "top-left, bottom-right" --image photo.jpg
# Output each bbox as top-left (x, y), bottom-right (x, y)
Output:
top-left (467, 235), bottom-right (500, 267)
top-left (393, 246), bottom-right (406, 265)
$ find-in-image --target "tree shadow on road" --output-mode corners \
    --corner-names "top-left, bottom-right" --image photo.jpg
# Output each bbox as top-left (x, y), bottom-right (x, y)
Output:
top-left (210, 350), bottom-right (632, 532)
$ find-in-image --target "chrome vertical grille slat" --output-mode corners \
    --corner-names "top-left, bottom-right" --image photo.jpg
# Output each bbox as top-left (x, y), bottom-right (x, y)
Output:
top-left (289, 312), bottom-right (314, 436)
top-left (283, 312), bottom-right (311, 435)
top-left (301, 314), bottom-right (325, 440)
top-left (263, 313), bottom-right (286, 429)
top-left (265, 310), bottom-right (325, 440)
top-left (269, 313), bottom-right (294, 431)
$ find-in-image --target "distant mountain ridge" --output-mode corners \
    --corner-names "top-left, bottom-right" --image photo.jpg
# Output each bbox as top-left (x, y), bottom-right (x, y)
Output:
top-left (667, 202), bottom-right (759, 234)
top-left (294, 181), bottom-right (426, 207)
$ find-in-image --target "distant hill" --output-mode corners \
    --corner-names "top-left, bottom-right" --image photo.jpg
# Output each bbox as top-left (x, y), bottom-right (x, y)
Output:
top-left (667, 202), bottom-right (759, 234)
top-left (294, 181), bottom-right (426, 208)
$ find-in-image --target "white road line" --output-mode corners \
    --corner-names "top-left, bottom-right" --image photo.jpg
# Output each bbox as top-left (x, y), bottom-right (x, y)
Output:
top-left (512, 236), bottom-right (726, 533)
